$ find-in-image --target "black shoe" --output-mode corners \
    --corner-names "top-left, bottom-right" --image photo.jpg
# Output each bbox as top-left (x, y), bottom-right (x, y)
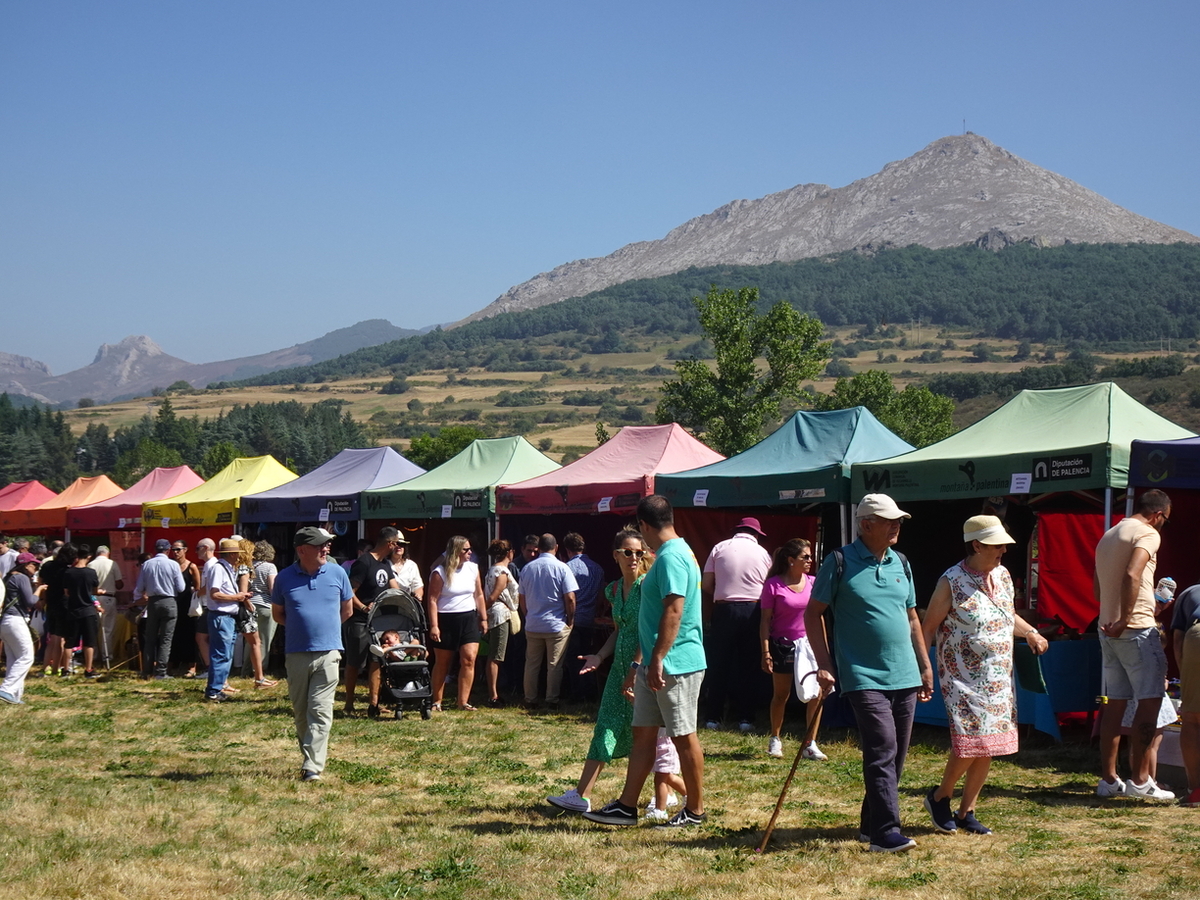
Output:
top-left (367, 705), bottom-right (381, 719)
top-left (924, 788), bottom-right (956, 834)
top-left (487, 697), bottom-right (504, 708)
top-left (655, 807), bottom-right (707, 829)
top-left (84, 670), bottom-right (100, 679)
top-left (582, 800), bottom-right (638, 826)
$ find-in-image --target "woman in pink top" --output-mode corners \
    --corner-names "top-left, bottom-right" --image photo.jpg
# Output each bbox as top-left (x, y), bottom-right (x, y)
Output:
top-left (759, 538), bottom-right (825, 761)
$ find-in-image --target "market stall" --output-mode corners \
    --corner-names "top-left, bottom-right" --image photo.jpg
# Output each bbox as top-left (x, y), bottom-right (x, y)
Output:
top-left (2, 475), bottom-right (123, 535)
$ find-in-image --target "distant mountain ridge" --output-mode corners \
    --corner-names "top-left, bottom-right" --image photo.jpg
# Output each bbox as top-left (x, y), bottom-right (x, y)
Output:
top-left (0, 319), bottom-right (419, 405)
top-left (462, 133), bottom-right (1198, 323)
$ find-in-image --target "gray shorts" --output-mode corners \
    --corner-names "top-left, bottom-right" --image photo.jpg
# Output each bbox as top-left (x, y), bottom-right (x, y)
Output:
top-left (1100, 627), bottom-right (1167, 701)
top-left (489, 619), bottom-right (511, 662)
top-left (631, 666), bottom-right (704, 738)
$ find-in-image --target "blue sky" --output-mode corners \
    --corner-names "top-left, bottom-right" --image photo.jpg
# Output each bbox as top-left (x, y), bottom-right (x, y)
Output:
top-left (2, 1), bottom-right (1197, 374)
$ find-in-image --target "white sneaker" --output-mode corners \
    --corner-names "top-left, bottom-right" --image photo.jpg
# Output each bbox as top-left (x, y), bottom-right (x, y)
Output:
top-left (768, 736), bottom-right (784, 758)
top-left (547, 788), bottom-right (590, 812)
top-left (801, 741), bottom-right (828, 761)
top-left (1126, 778), bottom-right (1175, 801)
top-left (1095, 777), bottom-right (1127, 797)
top-left (644, 800), bottom-right (669, 823)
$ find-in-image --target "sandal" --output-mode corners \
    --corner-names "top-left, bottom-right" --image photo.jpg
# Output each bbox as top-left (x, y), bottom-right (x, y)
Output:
top-left (430, 702), bottom-right (442, 712)
top-left (458, 703), bottom-right (477, 711)
top-left (254, 678), bottom-right (277, 688)
top-left (220, 684), bottom-right (241, 693)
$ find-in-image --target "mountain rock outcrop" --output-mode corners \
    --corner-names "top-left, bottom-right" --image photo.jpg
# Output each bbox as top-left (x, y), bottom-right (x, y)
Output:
top-left (461, 134), bottom-right (1198, 323)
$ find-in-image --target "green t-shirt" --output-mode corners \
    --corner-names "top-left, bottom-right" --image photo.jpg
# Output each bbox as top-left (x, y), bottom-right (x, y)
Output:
top-left (811, 539), bottom-right (919, 693)
top-left (638, 537), bottom-right (706, 676)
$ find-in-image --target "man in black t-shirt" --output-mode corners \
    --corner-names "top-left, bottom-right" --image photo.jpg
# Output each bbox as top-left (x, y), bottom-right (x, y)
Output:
top-left (344, 527), bottom-right (400, 715)
top-left (38, 551), bottom-right (70, 676)
top-left (60, 544), bottom-right (101, 677)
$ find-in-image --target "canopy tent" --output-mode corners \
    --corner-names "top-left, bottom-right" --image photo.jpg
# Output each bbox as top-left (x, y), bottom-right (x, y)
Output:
top-left (68, 466), bottom-right (205, 531)
top-left (143, 455), bottom-right (297, 529)
top-left (497, 424), bottom-right (724, 516)
top-left (0, 480), bottom-right (57, 517)
top-left (2, 475), bottom-right (124, 532)
top-left (657, 407), bottom-right (914, 508)
top-left (1128, 436), bottom-right (1200, 594)
top-left (241, 447), bottom-right (424, 523)
top-left (363, 437), bottom-right (559, 519)
top-left (852, 383), bottom-right (1194, 503)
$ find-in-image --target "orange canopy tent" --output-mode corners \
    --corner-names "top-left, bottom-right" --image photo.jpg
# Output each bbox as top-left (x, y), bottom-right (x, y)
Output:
top-left (1, 475), bottom-right (124, 533)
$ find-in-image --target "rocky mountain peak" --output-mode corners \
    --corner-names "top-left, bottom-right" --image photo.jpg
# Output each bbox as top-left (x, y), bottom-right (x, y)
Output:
top-left (92, 335), bottom-right (168, 365)
top-left (459, 134), bottom-right (1198, 324)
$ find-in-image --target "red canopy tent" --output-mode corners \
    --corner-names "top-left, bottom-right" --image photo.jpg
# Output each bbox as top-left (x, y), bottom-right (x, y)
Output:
top-left (0, 481), bottom-right (61, 531)
top-left (497, 424), bottom-right (724, 516)
top-left (68, 466), bottom-right (205, 532)
top-left (3, 475), bottom-right (124, 533)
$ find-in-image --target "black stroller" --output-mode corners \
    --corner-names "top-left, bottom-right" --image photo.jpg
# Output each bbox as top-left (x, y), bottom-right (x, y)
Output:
top-left (366, 588), bottom-right (434, 720)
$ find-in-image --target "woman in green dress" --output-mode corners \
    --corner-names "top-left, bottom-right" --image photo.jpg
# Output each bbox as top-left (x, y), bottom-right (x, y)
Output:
top-left (547, 528), bottom-right (650, 813)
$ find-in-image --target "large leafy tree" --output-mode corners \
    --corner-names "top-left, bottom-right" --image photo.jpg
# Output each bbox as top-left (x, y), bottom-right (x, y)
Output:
top-left (814, 369), bottom-right (955, 448)
top-left (405, 425), bottom-right (487, 470)
top-left (656, 285), bottom-right (830, 455)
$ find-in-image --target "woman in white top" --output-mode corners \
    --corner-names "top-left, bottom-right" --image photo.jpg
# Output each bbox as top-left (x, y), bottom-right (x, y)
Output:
top-left (388, 536), bottom-right (424, 601)
top-left (484, 539), bottom-right (520, 707)
top-left (427, 535), bottom-right (487, 711)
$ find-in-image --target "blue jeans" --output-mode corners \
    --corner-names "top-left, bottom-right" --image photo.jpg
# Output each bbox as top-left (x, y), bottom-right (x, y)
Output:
top-left (206, 611), bottom-right (237, 698)
top-left (846, 687), bottom-right (919, 842)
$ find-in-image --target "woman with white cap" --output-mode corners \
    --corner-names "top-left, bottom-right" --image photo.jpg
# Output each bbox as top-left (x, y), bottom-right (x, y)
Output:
top-left (920, 514), bottom-right (1048, 836)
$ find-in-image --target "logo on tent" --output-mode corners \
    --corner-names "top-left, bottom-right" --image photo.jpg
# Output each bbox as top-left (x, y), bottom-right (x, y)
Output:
top-left (958, 461), bottom-right (976, 487)
top-left (861, 469), bottom-right (891, 492)
top-left (1032, 454), bottom-right (1093, 482)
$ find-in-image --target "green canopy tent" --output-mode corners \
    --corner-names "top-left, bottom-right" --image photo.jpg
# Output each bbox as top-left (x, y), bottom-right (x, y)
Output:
top-left (656, 407), bottom-right (914, 546)
top-left (360, 436), bottom-right (559, 572)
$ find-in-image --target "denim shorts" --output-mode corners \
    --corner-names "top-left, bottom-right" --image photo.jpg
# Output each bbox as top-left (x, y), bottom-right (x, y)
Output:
top-left (1100, 627), bottom-right (1168, 701)
top-left (631, 666), bottom-right (704, 737)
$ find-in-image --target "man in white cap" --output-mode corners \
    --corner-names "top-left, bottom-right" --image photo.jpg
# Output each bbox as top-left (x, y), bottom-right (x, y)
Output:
top-left (701, 516), bottom-right (772, 733)
top-left (805, 493), bottom-right (932, 853)
top-left (272, 527), bottom-right (353, 781)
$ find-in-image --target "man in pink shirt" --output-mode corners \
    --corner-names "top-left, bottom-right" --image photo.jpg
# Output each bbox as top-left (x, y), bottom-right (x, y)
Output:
top-left (702, 517), bottom-right (771, 732)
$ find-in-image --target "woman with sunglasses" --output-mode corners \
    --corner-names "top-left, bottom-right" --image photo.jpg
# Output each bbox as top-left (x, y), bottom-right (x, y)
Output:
top-left (427, 535), bottom-right (487, 711)
top-left (547, 528), bottom-right (653, 813)
top-left (759, 538), bottom-right (826, 761)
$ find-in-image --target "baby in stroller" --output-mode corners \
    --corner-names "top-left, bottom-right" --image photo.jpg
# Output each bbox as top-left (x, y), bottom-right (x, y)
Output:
top-left (366, 589), bottom-right (434, 720)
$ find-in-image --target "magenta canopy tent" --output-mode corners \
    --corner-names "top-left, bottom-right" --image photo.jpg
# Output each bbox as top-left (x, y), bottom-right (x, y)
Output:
top-left (67, 466), bottom-right (205, 531)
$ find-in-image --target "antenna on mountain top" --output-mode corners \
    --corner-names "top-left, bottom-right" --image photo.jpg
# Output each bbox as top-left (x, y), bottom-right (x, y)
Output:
top-left (963, 118), bottom-right (966, 134)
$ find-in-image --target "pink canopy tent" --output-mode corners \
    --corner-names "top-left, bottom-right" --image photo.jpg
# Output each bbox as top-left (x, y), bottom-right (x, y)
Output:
top-left (0, 481), bottom-right (60, 530)
top-left (68, 466), bottom-right (205, 531)
top-left (497, 424), bottom-right (724, 516)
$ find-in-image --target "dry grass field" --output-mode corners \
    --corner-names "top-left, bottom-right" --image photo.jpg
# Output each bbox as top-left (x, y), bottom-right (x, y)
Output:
top-left (4, 671), bottom-right (1200, 900)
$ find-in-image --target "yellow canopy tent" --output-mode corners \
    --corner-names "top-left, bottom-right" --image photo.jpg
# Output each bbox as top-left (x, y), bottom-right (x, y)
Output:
top-left (143, 455), bottom-right (297, 529)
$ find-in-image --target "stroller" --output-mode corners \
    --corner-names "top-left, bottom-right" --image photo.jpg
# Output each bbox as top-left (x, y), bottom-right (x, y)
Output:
top-left (366, 588), bottom-right (434, 720)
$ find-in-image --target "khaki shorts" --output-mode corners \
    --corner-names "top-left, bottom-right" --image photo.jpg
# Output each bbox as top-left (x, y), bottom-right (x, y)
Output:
top-left (631, 666), bottom-right (704, 738)
top-left (1180, 624), bottom-right (1200, 714)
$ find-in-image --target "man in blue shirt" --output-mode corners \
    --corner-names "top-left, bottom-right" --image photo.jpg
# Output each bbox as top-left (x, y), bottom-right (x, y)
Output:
top-left (584, 495), bottom-right (707, 828)
top-left (805, 494), bottom-right (932, 853)
top-left (133, 538), bottom-right (186, 680)
top-left (562, 532), bottom-right (606, 702)
top-left (272, 527), bottom-right (353, 782)
top-left (518, 534), bottom-right (579, 709)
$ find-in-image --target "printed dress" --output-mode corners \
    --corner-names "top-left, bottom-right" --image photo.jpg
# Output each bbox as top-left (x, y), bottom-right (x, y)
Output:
top-left (585, 576), bottom-right (644, 762)
top-left (935, 562), bottom-right (1019, 758)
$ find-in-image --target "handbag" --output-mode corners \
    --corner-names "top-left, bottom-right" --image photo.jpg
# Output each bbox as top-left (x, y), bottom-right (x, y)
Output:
top-left (508, 606), bottom-right (522, 635)
top-left (188, 590), bottom-right (204, 617)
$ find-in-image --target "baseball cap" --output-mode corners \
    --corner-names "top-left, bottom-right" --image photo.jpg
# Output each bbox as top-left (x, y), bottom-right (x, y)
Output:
top-left (294, 526), bottom-right (336, 547)
top-left (856, 494), bottom-right (911, 520)
top-left (154, 538), bottom-right (172, 552)
top-left (15, 552), bottom-right (39, 567)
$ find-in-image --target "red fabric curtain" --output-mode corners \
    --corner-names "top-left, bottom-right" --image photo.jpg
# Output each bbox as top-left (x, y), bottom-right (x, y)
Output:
top-left (1036, 510), bottom-right (1112, 633)
top-left (673, 508), bottom-right (820, 573)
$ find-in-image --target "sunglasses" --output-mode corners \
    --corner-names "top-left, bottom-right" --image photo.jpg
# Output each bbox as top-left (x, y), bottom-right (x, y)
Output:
top-left (796, 554), bottom-right (813, 560)
top-left (619, 548), bottom-right (645, 558)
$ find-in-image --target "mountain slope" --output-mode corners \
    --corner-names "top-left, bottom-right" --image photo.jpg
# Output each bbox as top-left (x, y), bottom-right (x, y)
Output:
top-left (463, 134), bottom-right (1198, 323)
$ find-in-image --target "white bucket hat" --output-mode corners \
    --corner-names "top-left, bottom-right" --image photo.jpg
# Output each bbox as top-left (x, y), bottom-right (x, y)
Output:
top-left (963, 515), bottom-right (1015, 545)
top-left (856, 494), bottom-right (911, 520)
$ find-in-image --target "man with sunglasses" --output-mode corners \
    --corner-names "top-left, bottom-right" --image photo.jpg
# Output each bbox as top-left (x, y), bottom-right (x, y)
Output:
top-left (272, 527), bottom-right (353, 782)
top-left (1094, 488), bottom-right (1173, 800)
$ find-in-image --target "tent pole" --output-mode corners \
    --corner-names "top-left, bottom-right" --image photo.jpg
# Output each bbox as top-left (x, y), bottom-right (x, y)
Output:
top-left (1125, 490), bottom-right (1134, 518)
top-left (840, 502), bottom-right (849, 547)
top-left (1104, 487), bottom-right (1113, 524)
top-left (850, 502), bottom-right (860, 541)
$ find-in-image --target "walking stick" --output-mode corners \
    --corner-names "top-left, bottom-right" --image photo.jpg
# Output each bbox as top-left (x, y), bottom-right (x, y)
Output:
top-left (758, 673), bottom-right (826, 854)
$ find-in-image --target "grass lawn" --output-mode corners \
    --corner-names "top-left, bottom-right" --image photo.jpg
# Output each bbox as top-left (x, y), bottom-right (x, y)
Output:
top-left (3, 673), bottom-right (1200, 900)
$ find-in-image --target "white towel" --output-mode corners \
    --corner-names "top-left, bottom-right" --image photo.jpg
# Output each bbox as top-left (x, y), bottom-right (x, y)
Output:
top-left (792, 636), bottom-right (825, 702)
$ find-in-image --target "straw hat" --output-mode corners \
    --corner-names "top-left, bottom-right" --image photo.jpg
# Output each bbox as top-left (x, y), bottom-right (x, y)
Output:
top-left (963, 515), bottom-right (1015, 545)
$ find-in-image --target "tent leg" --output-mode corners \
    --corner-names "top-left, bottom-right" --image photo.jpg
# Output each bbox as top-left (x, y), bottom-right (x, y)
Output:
top-left (839, 502), bottom-right (849, 547)
top-left (1104, 488), bottom-right (1113, 524)
top-left (1125, 491), bottom-right (1134, 518)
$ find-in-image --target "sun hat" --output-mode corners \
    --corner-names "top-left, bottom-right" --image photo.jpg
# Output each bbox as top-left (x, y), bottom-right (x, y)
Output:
top-left (218, 538), bottom-right (242, 553)
top-left (735, 516), bottom-right (766, 537)
top-left (856, 494), bottom-right (911, 520)
top-left (294, 526), bottom-right (336, 547)
top-left (963, 515), bottom-right (1015, 545)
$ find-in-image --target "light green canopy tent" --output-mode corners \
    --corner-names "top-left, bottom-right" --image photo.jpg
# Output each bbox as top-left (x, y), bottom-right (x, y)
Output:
top-left (361, 436), bottom-right (559, 519)
top-left (851, 382), bottom-right (1194, 504)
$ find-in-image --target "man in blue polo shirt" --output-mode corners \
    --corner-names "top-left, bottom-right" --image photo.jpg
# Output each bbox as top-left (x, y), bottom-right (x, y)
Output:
top-left (805, 494), bottom-right (932, 853)
top-left (272, 527), bottom-right (353, 782)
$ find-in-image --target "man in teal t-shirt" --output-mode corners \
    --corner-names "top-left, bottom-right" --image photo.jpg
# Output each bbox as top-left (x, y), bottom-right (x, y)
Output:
top-left (583, 495), bottom-right (707, 829)
top-left (805, 494), bottom-right (932, 854)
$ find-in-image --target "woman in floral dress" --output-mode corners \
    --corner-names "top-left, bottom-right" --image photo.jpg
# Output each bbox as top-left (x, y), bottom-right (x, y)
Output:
top-left (921, 515), bottom-right (1048, 835)
top-left (546, 528), bottom-right (651, 813)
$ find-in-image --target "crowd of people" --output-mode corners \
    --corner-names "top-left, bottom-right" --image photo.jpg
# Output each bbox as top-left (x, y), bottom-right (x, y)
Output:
top-left (2, 486), bottom-right (1197, 845)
